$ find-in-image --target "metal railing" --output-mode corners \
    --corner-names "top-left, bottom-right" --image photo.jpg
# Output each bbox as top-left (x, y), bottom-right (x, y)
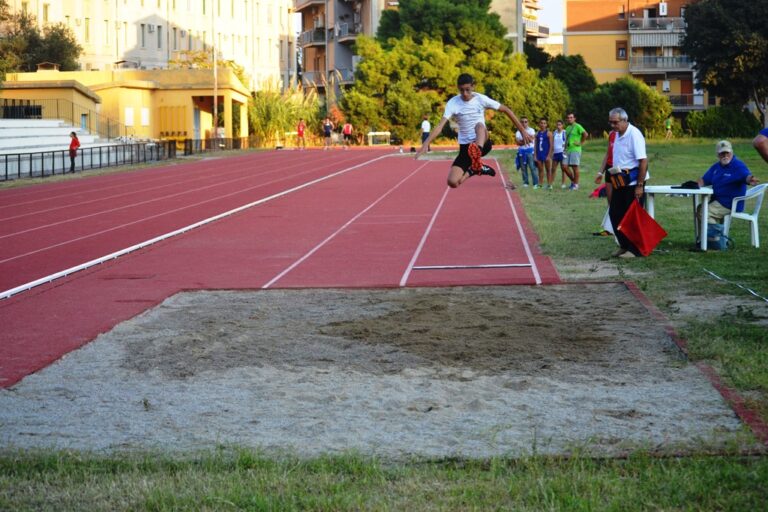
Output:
top-left (668, 94), bottom-right (706, 109)
top-left (299, 28), bottom-right (326, 46)
top-left (0, 98), bottom-right (130, 140)
top-left (629, 55), bottom-right (692, 70)
top-left (628, 16), bottom-right (685, 31)
top-left (1, 141), bottom-right (176, 181)
top-left (182, 137), bottom-right (263, 155)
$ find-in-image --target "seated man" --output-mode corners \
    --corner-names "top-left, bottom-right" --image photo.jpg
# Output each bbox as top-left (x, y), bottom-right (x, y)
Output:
top-left (697, 140), bottom-right (759, 226)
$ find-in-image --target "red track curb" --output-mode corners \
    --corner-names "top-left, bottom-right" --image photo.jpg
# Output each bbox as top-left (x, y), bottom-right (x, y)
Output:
top-left (624, 280), bottom-right (768, 446)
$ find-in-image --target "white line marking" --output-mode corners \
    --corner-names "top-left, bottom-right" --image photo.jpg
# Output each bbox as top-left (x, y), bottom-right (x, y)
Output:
top-left (399, 185), bottom-right (450, 287)
top-left (495, 158), bottom-right (542, 285)
top-left (0, 154), bottom-right (394, 300)
top-left (413, 263), bottom-right (533, 270)
top-left (263, 162), bottom-right (429, 289)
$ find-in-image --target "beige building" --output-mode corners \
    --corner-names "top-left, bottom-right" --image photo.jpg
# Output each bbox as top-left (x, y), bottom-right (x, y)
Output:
top-left (3, 67), bottom-right (251, 141)
top-left (7, 0), bottom-right (296, 91)
top-left (492, 0), bottom-right (549, 52)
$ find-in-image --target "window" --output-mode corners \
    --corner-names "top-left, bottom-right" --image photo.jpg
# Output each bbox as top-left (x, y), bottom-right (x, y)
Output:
top-left (140, 24), bottom-right (146, 48)
top-left (202, 0), bottom-right (206, 15)
top-left (188, 29), bottom-right (193, 50)
top-left (125, 107), bottom-right (135, 126)
top-left (157, 26), bottom-right (162, 49)
top-left (173, 27), bottom-right (177, 50)
top-left (43, 3), bottom-right (49, 23)
top-left (141, 108), bottom-right (150, 127)
top-left (104, 20), bottom-right (109, 45)
top-left (84, 18), bottom-right (91, 43)
top-left (618, 5), bottom-right (625, 20)
top-left (616, 41), bottom-right (627, 60)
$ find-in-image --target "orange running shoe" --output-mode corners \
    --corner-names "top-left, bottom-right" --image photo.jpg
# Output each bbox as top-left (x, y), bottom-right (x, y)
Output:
top-left (468, 142), bottom-right (483, 171)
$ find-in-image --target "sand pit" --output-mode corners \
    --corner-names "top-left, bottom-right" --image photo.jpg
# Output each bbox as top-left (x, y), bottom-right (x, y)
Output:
top-left (0, 284), bottom-right (753, 458)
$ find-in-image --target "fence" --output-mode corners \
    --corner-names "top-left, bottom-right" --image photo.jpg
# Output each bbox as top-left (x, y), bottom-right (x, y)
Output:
top-left (1, 141), bottom-right (176, 181)
top-left (0, 98), bottom-right (129, 140)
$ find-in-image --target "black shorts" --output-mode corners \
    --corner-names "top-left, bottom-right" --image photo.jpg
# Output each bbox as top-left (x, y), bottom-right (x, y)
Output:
top-left (452, 140), bottom-right (492, 172)
top-left (343, 133), bottom-right (352, 141)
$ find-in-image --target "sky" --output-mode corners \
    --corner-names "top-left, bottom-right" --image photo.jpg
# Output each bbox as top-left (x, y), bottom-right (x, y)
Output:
top-left (537, 0), bottom-right (564, 34)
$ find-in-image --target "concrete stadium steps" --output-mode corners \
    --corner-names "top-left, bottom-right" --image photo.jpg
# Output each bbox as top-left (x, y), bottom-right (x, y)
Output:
top-left (0, 118), bottom-right (99, 152)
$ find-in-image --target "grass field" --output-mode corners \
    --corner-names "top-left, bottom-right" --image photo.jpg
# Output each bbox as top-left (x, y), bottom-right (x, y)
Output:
top-left (2, 138), bottom-right (767, 510)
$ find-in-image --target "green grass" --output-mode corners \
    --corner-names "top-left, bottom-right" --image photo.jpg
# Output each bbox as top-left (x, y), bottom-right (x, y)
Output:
top-left (2, 449), bottom-right (768, 511)
top-left (1, 138), bottom-right (767, 510)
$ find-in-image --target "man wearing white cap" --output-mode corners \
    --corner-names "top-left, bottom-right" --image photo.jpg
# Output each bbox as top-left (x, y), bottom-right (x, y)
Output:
top-left (696, 140), bottom-right (759, 224)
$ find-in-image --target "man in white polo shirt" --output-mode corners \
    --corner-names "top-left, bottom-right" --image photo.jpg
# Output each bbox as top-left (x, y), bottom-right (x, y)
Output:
top-left (606, 107), bottom-right (649, 258)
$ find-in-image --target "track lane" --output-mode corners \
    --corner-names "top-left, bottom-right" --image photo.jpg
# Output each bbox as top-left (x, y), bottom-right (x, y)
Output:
top-left (0, 150), bottom-right (391, 291)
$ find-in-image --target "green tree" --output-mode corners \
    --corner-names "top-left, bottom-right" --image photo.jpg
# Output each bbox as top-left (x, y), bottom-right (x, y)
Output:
top-left (681, 0), bottom-right (768, 126)
top-left (249, 82), bottom-right (321, 146)
top-left (543, 54), bottom-right (598, 100)
top-left (686, 106), bottom-right (761, 138)
top-left (377, 0), bottom-right (511, 58)
top-left (524, 42), bottom-right (551, 71)
top-left (0, 10), bottom-right (81, 79)
top-left (576, 77), bottom-right (671, 137)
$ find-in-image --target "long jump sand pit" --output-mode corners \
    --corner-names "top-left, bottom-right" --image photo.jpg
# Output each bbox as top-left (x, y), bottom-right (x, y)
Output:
top-left (0, 284), bottom-right (755, 457)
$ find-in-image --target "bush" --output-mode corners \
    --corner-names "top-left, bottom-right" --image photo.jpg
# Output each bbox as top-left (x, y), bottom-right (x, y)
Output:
top-left (685, 106), bottom-right (761, 138)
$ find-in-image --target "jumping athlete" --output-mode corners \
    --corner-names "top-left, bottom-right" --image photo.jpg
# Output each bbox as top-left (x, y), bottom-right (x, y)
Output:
top-left (415, 73), bottom-right (532, 188)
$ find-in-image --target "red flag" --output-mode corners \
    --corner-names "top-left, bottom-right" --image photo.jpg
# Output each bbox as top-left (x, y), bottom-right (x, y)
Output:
top-left (617, 200), bottom-right (668, 256)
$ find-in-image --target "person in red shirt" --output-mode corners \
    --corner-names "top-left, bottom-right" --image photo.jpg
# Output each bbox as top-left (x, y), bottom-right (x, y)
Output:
top-left (69, 132), bottom-right (80, 173)
top-left (342, 122), bottom-right (353, 150)
top-left (296, 119), bottom-right (306, 150)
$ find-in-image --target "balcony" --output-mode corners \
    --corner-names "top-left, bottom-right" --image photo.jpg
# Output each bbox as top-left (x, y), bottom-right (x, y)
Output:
top-left (629, 55), bottom-right (692, 72)
top-left (301, 71), bottom-right (327, 88)
top-left (299, 28), bottom-right (327, 47)
top-left (336, 22), bottom-right (362, 43)
top-left (668, 93), bottom-right (706, 112)
top-left (628, 16), bottom-right (685, 31)
top-left (334, 68), bottom-right (354, 84)
top-left (294, 0), bottom-right (326, 13)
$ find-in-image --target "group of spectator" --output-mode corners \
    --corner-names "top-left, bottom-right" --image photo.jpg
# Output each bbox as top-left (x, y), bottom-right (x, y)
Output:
top-left (294, 118), bottom-right (355, 150)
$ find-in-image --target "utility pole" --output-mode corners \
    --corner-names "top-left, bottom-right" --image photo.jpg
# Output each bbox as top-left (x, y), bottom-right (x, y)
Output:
top-left (212, 3), bottom-right (218, 139)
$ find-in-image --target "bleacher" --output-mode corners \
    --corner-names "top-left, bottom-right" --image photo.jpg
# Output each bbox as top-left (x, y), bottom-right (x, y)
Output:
top-left (0, 118), bottom-right (99, 154)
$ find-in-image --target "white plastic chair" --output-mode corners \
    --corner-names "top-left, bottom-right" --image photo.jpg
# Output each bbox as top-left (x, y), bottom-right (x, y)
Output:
top-left (723, 184), bottom-right (767, 248)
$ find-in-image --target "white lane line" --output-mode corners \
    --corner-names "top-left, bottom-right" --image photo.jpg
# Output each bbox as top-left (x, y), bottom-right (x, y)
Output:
top-left (413, 263), bottom-right (533, 270)
top-left (399, 185), bottom-right (450, 287)
top-left (0, 154), bottom-right (394, 300)
top-left (262, 162), bottom-right (430, 289)
top-left (496, 158), bottom-right (542, 285)
top-left (0, 153), bottom-right (366, 240)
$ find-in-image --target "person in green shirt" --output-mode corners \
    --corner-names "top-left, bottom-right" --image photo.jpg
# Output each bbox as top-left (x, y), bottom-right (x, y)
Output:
top-left (665, 115), bottom-right (673, 140)
top-left (564, 112), bottom-right (587, 190)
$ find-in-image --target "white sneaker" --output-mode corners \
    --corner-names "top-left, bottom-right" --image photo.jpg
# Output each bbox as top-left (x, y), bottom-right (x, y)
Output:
top-left (561, 184), bottom-right (567, 189)
top-left (571, 184), bottom-right (579, 191)
top-left (522, 183), bottom-right (529, 188)
top-left (533, 185), bottom-right (540, 189)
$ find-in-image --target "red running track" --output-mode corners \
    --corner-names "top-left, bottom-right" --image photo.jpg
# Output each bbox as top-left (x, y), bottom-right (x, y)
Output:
top-left (0, 149), bottom-right (558, 387)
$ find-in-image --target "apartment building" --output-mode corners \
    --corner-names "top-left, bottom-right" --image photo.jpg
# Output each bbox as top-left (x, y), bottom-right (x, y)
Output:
top-left (565, 0), bottom-right (707, 111)
top-left (296, 0), bottom-right (548, 104)
top-left (7, 0), bottom-right (296, 92)
top-left (295, 0), bottom-right (391, 99)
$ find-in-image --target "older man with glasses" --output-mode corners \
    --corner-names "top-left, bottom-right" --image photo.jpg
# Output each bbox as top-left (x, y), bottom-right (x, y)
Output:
top-left (696, 140), bottom-right (759, 226)
top-left (605, 107), bottom-right (649, 258)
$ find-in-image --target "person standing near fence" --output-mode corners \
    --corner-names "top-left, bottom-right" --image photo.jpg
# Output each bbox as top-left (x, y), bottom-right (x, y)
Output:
top-left (296, 119), bottom-right (306, 150)
top-left (322, 117), bottom-right (334, 150)
top-left (68, 132), bottom-right (80, 173)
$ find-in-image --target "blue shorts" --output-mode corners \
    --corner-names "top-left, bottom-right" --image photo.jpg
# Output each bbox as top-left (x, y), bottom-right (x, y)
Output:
top-left (552, 152), bottom-right (564, 163)
top-left (535, 149), bottom-right (549, 162)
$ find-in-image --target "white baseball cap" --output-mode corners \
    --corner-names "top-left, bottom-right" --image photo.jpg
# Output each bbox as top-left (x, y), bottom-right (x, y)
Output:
top-left (716, 140), bottom-right (733, 154)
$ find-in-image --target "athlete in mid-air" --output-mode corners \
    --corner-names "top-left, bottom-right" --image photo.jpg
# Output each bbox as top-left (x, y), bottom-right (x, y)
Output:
top-left (415, 73), bottom-right (533, 188)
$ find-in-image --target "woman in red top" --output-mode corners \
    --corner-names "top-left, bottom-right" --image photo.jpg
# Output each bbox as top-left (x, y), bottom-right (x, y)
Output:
top-left (69, 132), bottom-right (80, 173)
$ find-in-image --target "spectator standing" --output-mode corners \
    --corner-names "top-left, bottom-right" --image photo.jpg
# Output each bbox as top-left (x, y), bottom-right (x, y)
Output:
top-left (665, 115), bottom-right (674, 140)
top-left (68, 131), bottom-right (80, 173)
top-left (420, 115), bottom-right (431, 152)
top-left (516, 117), bottom-right (537, 188)
top-left (322, 117), bottom-right (334, 150)
top-left (696, 140), bottom-right (759, 225)
top-left (753, 127), bottom-right (768, 164)
top-left (534, 117), bottom-right (554, 190)
top-left (552, 120), bottom-right (572, 188)
top-left (565, 112), bottom-right (587, 190)
top-left (296, 118), bottom-right (307, 150)
top-left (606, 108), bottom-right (649, 258)
top-left (342, 121), bottom-right (353, 149)
top-left (592, 128), bottom-right (619, 236)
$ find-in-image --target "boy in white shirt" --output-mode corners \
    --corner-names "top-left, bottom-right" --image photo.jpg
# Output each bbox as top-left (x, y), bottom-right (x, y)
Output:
top-left (416, 73), bottom-right (532, 188)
